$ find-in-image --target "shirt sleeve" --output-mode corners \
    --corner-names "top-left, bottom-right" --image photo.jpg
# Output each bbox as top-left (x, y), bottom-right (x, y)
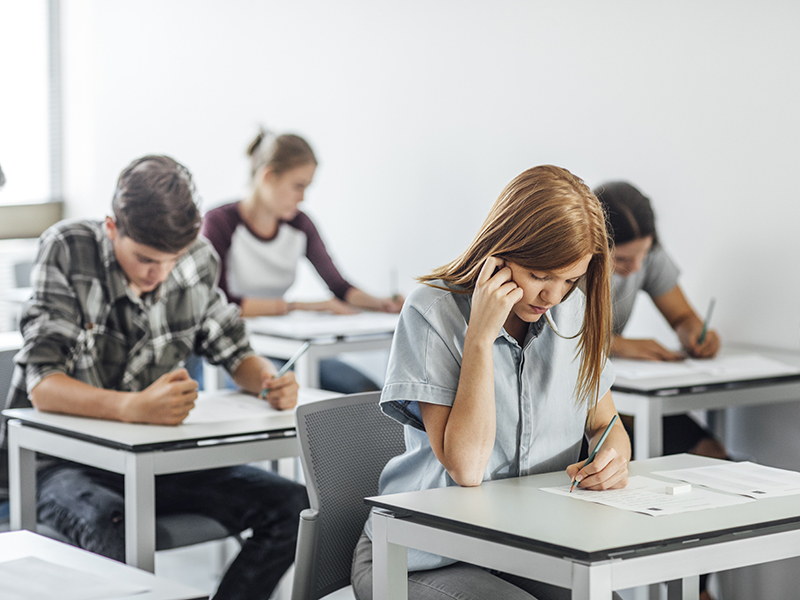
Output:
top-left (380, 291), bottom-right (464, 431)
top-left (191, 243), bottom-right (255, 374)
top-left (201, 203), bottom-right (243, 305)
top-left (291, 212), bottom-right (354, 300)
top-left (15, 228), bottom-right (87, 393)
top-left (641, 245), bottom-right (680, 300)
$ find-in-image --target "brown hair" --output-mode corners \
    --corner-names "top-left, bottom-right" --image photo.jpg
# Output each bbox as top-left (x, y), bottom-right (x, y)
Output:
top-left (111, 155), bottom-right (201, 253)
top-left (421, 165), bottom-right (612, 412)
top-left (247, 129), bottom-right (317, 178)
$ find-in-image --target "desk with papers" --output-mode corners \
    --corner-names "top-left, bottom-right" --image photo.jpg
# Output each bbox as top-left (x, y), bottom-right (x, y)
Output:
top-left (0, 530), bottom-right (206, 600)
top-left (368, 454), bottom-right (800, 600)
top-left (3, 388), bottom-right (338, 573)
top-left (240, 311), bottom-right (399, 389)
top-left (610, 346), bottom-right (800, 458)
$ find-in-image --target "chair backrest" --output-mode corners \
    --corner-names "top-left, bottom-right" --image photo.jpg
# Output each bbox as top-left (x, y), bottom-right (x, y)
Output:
top-left (293, 391), bottom-right (405, 600)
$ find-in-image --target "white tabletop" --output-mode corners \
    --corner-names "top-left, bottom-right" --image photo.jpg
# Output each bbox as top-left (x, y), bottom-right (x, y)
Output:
top-left (2, 388), bottom-right (339, 451)
top-left (367, 454), bottom-right (800, 560)
top-left (246, 311), bottom-right (398, 341)
top-left (0, 531), bottom-right (206, 600)
top-left (611, 344), bottom-right (800, 395)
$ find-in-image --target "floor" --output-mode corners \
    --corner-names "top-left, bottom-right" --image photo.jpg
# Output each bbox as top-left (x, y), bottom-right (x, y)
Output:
top-left (155, 539), bottom-right (357, 599)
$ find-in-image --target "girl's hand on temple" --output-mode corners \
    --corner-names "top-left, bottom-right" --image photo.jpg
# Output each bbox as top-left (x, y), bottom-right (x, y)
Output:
top-left (566, 447), bottom-right (629, 491)
top-left (469, 257), bottom-right (524, 344)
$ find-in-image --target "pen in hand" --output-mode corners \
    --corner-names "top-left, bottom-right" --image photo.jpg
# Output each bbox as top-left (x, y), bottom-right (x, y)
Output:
top-left (259, 341), bottom-right (311, 399)
top-left (697, 297), bottom-right (716, 346)
top-left (570, 414), bottom-right (618, 493)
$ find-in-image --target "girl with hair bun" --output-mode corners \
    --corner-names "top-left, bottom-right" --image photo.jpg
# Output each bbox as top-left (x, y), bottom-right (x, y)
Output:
top-left (202, 129), bottom-right (403, 394)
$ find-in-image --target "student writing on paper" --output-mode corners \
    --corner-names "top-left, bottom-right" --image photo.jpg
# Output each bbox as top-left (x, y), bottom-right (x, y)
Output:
top-left (596, 181), bottom-right (725, 600)
top-left (201, 128), bottom-right (404, 393)
top-left (0, 156), bottom-right (307, 600)
top-left (596, 181), bottom-right (727, 460)
top-left (352, 166), bottom-right (630, 600)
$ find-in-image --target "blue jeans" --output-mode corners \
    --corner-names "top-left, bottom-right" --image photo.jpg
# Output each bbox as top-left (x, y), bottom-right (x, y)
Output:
top-left (37, 461), bottom-right (309, 600)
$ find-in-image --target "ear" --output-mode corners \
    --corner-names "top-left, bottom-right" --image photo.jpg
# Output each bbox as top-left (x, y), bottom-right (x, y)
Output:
top-left (257, 165), bottom-right (278, 187)
top-left (105, 216), bottom-right (118, 241)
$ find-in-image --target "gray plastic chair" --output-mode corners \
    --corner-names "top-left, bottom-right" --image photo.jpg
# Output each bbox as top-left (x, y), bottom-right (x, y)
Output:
top-left (292, 391), bottom-right (405, 600)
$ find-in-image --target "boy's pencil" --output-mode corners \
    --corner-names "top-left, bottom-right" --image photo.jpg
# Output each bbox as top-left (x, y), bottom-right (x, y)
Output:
top-left (259, 341), bottom-right (311, 399)
top-left (570, 414), bottom-right (618, 492)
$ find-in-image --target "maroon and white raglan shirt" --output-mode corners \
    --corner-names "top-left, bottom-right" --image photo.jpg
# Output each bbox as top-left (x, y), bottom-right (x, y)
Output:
top-left (201, 201), bottom-right (354, 305)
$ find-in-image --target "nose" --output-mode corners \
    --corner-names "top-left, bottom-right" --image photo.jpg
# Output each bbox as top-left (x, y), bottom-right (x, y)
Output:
top-left (631, 254), bottom-right (645, 274)
top-left (150, 262), bottom-right (171, 283)
top-left (539, 282), bottom-right (559, 305)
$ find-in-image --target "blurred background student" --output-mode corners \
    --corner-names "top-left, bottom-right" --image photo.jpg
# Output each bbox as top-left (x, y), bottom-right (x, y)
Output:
top-left (202, 129), bottom-right (403, 394)
top-left (595, 180), bottom-right (725, 600)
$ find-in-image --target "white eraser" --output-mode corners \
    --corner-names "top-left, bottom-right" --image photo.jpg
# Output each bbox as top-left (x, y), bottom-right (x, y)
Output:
top-left (666, 483), bottom-right (691, 495)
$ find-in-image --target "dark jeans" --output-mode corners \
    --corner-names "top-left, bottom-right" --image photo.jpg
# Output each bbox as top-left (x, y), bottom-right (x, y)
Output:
top-left (37, 461), bottom-right (309, 600)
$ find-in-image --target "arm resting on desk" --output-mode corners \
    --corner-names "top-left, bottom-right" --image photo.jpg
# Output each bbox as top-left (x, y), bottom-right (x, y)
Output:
top-left (30, 370), bottom-right (199, 425)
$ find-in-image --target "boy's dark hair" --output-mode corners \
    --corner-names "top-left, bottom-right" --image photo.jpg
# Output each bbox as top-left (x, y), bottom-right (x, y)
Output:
top-left (593, 181), bottom-right (659, 248)
top-left (111, 155), bottom-right (202, 253)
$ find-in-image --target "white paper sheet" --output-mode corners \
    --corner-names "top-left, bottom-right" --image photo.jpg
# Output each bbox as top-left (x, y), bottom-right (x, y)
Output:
top-left (612, 353), bottom-right (800, 381)
top-left (653, 461), bottom-right (800, 499)
top-left (541, 475), bottom-right (752, 516)
top-left (0, 556), bottom-right (149, 600)
top-left (247, 311), bottom-right (399, 340)
top-left (183, 391), bottom-right (279, 424)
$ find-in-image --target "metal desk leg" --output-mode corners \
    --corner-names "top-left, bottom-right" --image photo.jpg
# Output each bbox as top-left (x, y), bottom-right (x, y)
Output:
top-left (667, 576), bottom-right (699, 600)
top-left (296, 349), bottom-right (319, 389)
top-left (124, 451), bottom-right (156, 572)
top-left (631, 396), bottom-right (663, 460)
top-left (372, 512), bottom-right (408, 600)
top-left (8, 420), bottom-right (37, 531)
top-left (571, 561), bottom-right (613, 600)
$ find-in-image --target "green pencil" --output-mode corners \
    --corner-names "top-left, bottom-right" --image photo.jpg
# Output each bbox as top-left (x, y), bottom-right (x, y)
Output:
top-left (570, 414), bottom-right (618, 493)
top-left (697, 298), bottom-right (716, 345)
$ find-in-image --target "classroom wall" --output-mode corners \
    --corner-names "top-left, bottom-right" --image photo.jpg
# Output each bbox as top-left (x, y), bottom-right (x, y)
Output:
top-left (54, 3), bottom-right (800, 598)
top-left (59, 0), bottom-right (800, 352)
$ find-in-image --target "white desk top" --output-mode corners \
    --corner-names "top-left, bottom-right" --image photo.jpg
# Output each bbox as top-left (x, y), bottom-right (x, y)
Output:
top-left (246, 311), bottom-right (398, 341)
top-left (367, 454), bottom-right (800, 561)
top-left (611, 345), bottom-right (800, 395)
top-left (2, 388), bottom-right (339, 451)
top-left (0, 531), bottom-right (206, 600)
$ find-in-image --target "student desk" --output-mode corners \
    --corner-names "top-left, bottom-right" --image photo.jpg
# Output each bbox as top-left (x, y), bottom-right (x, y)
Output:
top-left (239, 311), bottom-right (399, 389)
top-left (611, 345), bottom-right (800, 459)
top-left (0, 530), bottom-right (207, 600)
top-left (3, 388), bottom-right (338, 573)
top-left (368, 454), bottom-right (800, 600)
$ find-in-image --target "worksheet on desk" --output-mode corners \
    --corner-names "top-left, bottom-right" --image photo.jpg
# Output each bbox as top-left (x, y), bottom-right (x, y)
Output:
top-left (612, 353), bottom-right (800, 381)
top-left (653, 461), bottom-right (800, 499)
top-left (0, 557), bottom-right (149, 600)
top-left (184, 392), bottom-right (279, 423)
top-left (247, 311), bottom-right (399, 339)
top-left (541, 475), bottom-right (752, 516)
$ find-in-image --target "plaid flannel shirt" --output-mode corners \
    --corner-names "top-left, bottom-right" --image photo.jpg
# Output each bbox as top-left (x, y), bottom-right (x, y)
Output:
top-left (1, 219), bottom-right (255, 448)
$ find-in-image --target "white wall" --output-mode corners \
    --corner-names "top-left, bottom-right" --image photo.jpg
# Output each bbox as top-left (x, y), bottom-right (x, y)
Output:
top-left (56, 3), bottom-right (800, 597)
top-left (60, 0), bottom-right (800, 350)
